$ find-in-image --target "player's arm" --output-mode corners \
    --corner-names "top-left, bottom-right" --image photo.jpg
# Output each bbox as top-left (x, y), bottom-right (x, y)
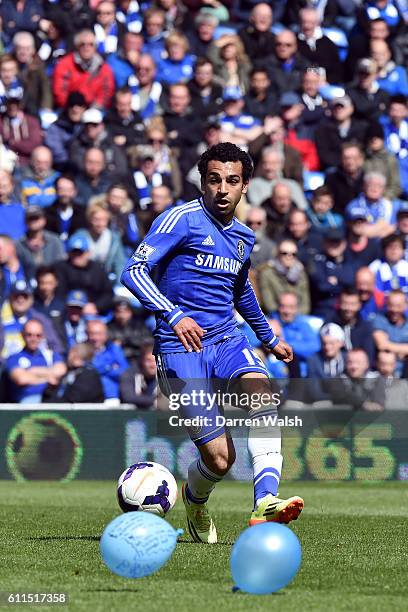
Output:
top-left (120, 206), bottom-right (205, 352)
top-left (234, 260), bottom-right (293, 363)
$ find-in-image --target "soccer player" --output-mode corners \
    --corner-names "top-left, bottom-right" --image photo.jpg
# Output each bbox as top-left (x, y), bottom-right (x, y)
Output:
top-left (121, 143), bottom-right (304, 543)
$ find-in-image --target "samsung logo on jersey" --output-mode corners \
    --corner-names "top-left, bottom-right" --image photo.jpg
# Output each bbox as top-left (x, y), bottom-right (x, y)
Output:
top-left (195, 253), bottom-right (242, 274)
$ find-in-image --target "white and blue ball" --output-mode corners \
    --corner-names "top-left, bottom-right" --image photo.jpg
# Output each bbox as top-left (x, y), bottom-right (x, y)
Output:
top-left (117, 461), bottom-right (178, 517)
top-left (100, 512), bottom-right (182, 578)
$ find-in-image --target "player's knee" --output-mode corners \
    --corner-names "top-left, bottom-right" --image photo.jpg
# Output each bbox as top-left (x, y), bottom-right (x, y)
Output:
top-left (210, 446), bottom-right (236, 475)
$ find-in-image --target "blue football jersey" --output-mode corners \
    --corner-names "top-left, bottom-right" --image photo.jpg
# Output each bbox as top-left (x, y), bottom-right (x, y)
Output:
top-left (121, 198), bottom-right (278, 353)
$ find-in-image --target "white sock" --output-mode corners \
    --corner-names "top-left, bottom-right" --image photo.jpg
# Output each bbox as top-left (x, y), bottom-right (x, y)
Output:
top-left (247, 406), bottom-right (283, 508)
top-left (186, 458), bottom-right (223, 504)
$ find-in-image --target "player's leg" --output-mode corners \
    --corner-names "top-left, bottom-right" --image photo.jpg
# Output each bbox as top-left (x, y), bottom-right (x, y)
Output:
top-left (238, 372), bottom-right (304, 525)
top-left (182, 432), bottom-right (236, 544)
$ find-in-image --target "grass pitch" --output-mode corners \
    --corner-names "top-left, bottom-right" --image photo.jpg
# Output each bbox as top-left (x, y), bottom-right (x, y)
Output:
top-left (0, 481), bottom-right (407, 612)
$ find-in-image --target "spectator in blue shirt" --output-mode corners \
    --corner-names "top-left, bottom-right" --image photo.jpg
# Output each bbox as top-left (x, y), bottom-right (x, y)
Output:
top-left (307, 186), bottom-right (344, 234)
top-left (53, 289), bottom-right (89, 354)
top-left (142, 7), bottom-right (167, 64)
top-left (127, 53), bottom-right (162, 121)
top-left (0, 169), bottom-right (25, 240)
top-left (156, 31), bottom-right (195, 86)
top-left (345, 172), bottom-right (400, 238)
top-left (21, 146), bottom-right (60, 208)
top-left (0, 235), bottom-right (33, 302)
top-left (86, 318), bottom-right (129, 403)
top-left (219, 87), bottom-right (262, 148)
top-left (372, 289), bottom-right (408, 374)
top-left (382, 95), bottom-right (408, 196)
top-left (6, 318), bottom-right (66, 403)
top-left (371, 40), bottom-right (408, 96)
top-left (369, 233), bottom-right (408, 297)
top-left (108, 32), bottom-right (144, 88)
top-left (33, 265), bottom-right (65, 323)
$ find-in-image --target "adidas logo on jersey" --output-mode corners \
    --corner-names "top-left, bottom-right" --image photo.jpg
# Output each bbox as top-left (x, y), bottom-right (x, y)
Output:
top-left (202, 235), bottom-right (215, 246)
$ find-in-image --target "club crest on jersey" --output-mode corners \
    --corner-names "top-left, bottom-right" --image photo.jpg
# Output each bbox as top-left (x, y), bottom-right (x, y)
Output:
top-left (237, 239), bottom-right (245, 260)
top-left (133, 242), bottom-right (156, 261)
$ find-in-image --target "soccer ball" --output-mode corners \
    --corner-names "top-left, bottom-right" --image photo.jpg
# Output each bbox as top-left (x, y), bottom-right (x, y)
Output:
top-left (117, 461), bottom-right (178, 517)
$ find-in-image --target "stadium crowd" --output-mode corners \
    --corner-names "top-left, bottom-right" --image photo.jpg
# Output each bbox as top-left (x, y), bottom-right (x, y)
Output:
top-left (0, 0), bottom-right (408, 409)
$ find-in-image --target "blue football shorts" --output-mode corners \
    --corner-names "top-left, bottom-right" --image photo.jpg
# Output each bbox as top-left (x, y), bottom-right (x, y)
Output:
top-left (156, 333), bottom-right (269, 446)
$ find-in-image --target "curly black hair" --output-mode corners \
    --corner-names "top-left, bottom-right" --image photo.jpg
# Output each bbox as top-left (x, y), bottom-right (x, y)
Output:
top-left (197, 142), bottom-right (254, 184)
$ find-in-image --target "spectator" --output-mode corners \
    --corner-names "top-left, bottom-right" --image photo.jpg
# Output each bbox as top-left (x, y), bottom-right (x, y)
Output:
top-left (108, 295), bottom-right (152, 363)
top-left (357, 0), bottom-right (405, 42)
top-left (45, 175), bottom-right (87, 242)
top-left (309, 227), bottom-right (356, 319)
top-left (75, 147), bottom-right (112, 204)
top-left (187, 11), bottom-right (218, 58)
top-left (55, 233), bottom-right (114, 314)
top-left (58, 0), bottom-right (94, 35)
top-left (120, 341), bottom-right (158, 407)
top-left (156, 31), bottom-right (195, 86)
top-left (243, 68), bottom-right (279, 122)
top-left (142, 8), bottom-right (167, 64)
top-left (348, 58), bottom-right (389, 122)
top-left (53, 29), bottom-right (115, 109)
top-left (382, 95), bottom-right (408, 197)
top-left (0, 280), bottom-right (63, 358)
top-left (299, 67), bottom-right (325, 132)
top-left (218, 87), bottom-right (263, 147)
top-left (0, 54), bottom-right (24, 113)
top-left (86, 317), bottom-right (129, 403)
top-left (5, 319), bottom-right (66, 404)
top-left (284, 209), bottom-right (322, 266)
top-left (105, 86), bottom-right (145, 150)
top-left (272, 291), bottom-right (320, 365)
top-left (283, 0), bottom-right (338, 27)
top-left (107, 31), bottom-right (143, 87)
top-left (248, 147), bottom-right (307, 209)
top-left (128, 54), bottom-right (162, 121)
top-left (345, 172), bottom-right (399, 238)
top-left (364, 121), bottom-right (401, 199)
top-left (397, 202), bottom-right (408, 258)
top-left (355, 266), bottom-right (385, 320)
top-left (279, 91), bottom-right (320, 171)
top-left (307, 186), bottom-right (344, 234)
top-left (0, 235), bottom-right (33, 302)
top-left (44, 91), bottom-right (87, 169)
top-left (377, 350), bottom-right (408, 409)
top-left (162, 84), bottom-right (203, 176)
top-left (249, 115), bottom-right (304, 184)
top-left (0, 170), bottom-right (25, 240)
top-left (263, 30), bottom-right (309, 97)
top-left (328, 288), bottom-right (376, 366)
top-left (258, 238), bottom-right (311, 314)
top-left (369, 234), bottom-right (408, 296)
top-left (2, 1), bottom-right (44, 40)
top-left (43, 341), bottom-right (104, 403)
top-left (344, 207), bottom-right (382, 267)
top-left (325, 143), bottom-right (366, 213)
top-left (16, 206), bottom-right (65, 271)
top-left (12, 31), bottom-right (52, 114)
top-left (208, 34), bottom-right (251, 93)
top-left (188, 57), bottom-right (224, 120)
top-left (261, 182), bottom-right (298, 240)
top-left (370, 39), bottom-right (408, 96)
top-left (246, 207), bottom-right (275, 268)
top-left (156, 0), bottom-right (191, 33)
top-left (36, 8), bottom-right (69, 77)
top-left (372, 289), bottom-right (408, 375)
top-left (129, 145), bottom-right (173, 212)
top-left (94, 1), bottom-right (125, 57)
top-left (0, 93), bottom-right (42, 166)
top-left (90, 184), bottom-right (139, 253)
top-left (238, 3), bottom-right (275, 63)
top-left (33, 266), bottom-right (65, 322)
top-left (306, 323), bottom-right (346, 403)
top-left (75, 202), bottom-right (126, 283)
top-left (296, 8), bottom-right (342, 83)
top-left (69, 107), bottom-right (128, 176)
top-left (142, 118), bottom-right (182, 198)
top-left (334, 348), bottom-right (385, 411)
top-left (53, 289), bottom-right (89, 352)
top-left (20, 146), bottom-right (59, 208)
top-left (315, 96), bottom-right (368, 170)
top-left (143, 184), bottom-right (174, 229)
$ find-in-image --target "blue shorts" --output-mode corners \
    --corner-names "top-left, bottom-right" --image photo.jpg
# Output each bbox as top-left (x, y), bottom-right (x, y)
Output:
top-left (156, 333), bottom-right (268, 446)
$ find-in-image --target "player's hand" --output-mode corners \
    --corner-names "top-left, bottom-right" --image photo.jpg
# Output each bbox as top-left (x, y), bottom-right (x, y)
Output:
top-left (173, 317), bottom-right (207, 353)
top-left (268, 340), bottom-right (293, 363)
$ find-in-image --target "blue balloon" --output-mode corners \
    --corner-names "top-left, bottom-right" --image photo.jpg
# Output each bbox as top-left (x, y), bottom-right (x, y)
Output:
top-left (100, 512), bottom-right (182, 578)
top-left (230, 523), bottom-right (302, 594)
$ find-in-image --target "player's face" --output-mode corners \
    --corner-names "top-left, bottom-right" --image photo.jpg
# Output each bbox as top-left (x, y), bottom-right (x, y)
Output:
top-left (201, 159), bottom-right (248, 222)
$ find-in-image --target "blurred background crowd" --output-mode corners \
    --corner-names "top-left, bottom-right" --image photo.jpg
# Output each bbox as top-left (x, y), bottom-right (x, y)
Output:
top-left (0, 0), bottom-right (408, 410)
